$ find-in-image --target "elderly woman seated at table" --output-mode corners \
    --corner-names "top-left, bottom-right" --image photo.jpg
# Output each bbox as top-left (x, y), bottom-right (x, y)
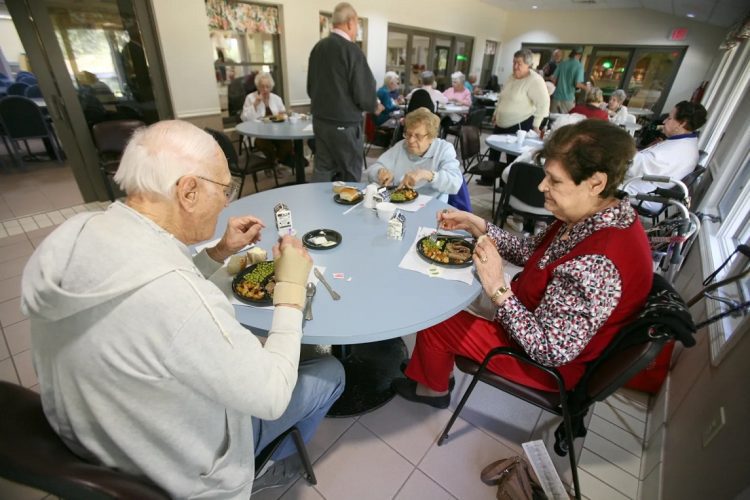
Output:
top-left (364, 108), bottom-right (463, 202)
top-left (440, 71), bottom-right (473, 136)
top-left (606, 89), bottom-right (629, 125)
top-left (376, 71), bottom-right (403, 127)
top-left (240, 72), bottom-right (293, 172)
top-left (570, 87), bottom-right (609, 121)
top-left (392, 120), bottom-right (653, 408)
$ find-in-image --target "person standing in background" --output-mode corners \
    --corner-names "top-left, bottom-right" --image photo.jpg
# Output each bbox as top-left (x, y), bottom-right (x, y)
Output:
top-left (542, 49), bottom-right (562, 82)
top-left (550, 47), bottom-right (587, 113)
top-left (308, 2), bottom-right (382, 182)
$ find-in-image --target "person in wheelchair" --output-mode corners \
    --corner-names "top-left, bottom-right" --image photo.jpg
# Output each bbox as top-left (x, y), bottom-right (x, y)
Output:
top-left (392, 120), bottom-right (653, 408)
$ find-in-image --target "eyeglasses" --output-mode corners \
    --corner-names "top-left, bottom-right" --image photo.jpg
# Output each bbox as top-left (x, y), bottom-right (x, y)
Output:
top-left (403, 131), bottom-right (430, 141)
top-left (196, 176), bottom-right (241, 201)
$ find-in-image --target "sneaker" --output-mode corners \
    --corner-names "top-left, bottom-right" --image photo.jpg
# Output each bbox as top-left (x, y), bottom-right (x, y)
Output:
top-left (252, 455), bottom-right (303, 494)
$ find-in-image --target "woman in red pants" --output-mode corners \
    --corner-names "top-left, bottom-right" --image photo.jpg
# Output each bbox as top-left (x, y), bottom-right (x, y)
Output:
top-left (393, 119), bottom-right (653, 408)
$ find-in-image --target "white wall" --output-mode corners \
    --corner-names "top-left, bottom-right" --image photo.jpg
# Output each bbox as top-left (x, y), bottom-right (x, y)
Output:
top-left (498, 8), bottom-right (725, 112)
top-left (0, 18), bottom-right (26, 64)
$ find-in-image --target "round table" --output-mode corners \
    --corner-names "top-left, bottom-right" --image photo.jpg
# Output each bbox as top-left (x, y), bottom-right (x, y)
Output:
top-left (627, 107), bottom-right (654, 118)
top-left (213, 182), bottom-right (482, 415)
top-left (437, 104), bottom-right (470, 117)
top-left (236, 119), bottom-right (315, 185)
top-left (485, 134), bottom-right (544, 157)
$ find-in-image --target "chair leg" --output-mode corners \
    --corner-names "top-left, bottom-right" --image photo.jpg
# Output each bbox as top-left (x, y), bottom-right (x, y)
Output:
top-left (438, 372), bottom-right (481, 446)
top-left (100, 169), bottom-right (116, 201)
top-left (560, 400), bottom-right (582, 500)
top-left (290, 427), bottom-right (317, 485)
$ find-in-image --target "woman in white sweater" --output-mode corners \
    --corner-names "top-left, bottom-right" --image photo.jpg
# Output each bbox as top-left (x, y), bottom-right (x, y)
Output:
top-left (241, 72), bottom-right (293, 170)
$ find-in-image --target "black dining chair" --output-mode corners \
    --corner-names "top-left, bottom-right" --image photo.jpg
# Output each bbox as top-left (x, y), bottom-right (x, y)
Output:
top-left (92, 120), bottom-right (146, 201)
top-left (460, 125), bottom-right (504, 212)
top-left (437, 273), bottom-right (696, 500)
top-left (494, 161), bottom-right (555, 230)
top-left (6, 82), bottom-right (29, 96)
top-left (0, 95), bottom-right (64, 167)
top-left (204, 127), bottom-right (276, 196)
top-left (24, 84), bottom-right (43, 98)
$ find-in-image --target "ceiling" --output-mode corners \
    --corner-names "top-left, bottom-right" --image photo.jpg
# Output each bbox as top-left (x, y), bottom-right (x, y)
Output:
top-left (481, 0), bottom-right (750, 27)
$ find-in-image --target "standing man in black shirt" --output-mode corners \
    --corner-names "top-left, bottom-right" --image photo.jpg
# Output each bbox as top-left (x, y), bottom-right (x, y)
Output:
top-left (308, 2), bottom-right (382, 182)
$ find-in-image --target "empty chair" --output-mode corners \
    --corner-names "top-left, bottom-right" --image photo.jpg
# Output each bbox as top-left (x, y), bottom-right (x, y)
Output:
top-left (204, 127), bottom-right (276, 196)
top-left (6, 82), bottom-right (29, 96)
top-left (407, 88), bottom-right (437, 114)
top-left (445, 106), bottom-right (485, 150)
top-left (24, 84), bottom-right (43, 98)
top-left (461, 125), bottom-right (505, 211)
top-left (0, 96), bottom-right (64, 167)
top-left (92, 120), bottom-right (146, 200)
top-left (0, 381), bottom-right (170, 499)
top-left (494, 161), bottom-right (555, 229)
top-left (437, 273), bottom-right (696, 500)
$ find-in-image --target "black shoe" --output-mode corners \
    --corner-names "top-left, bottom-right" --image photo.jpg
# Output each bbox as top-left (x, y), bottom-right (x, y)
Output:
top-left (475, 177), bottom-right (493, 186)
top-left (399, 361), bottom-right (455, 391)
top-left (391, 378), bottom-right (450, 409)
top-left (252, 455), bottom-right (303, 494)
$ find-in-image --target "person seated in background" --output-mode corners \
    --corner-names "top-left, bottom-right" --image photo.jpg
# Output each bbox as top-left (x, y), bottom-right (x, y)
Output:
top-left (375, 71), bottom-right (402, 127)
top-left (623, 100), bottom-right (707, 211)
top-left (606, 89), bottom-right (629, 125)
top-left (21, 120), bottom-right (345, 497)
top-left (407, 70), bottom-right (447, 111)
top-left (465, 73), bottom-right (478, 94)
top-left (241, 72), bottom-right (294, 173)
top-left (439, 71), bottom-right (473, 137)
top-left (391, 120), bottom-right (652, 408)
top-left (77, 71), bottom-right (117, 106)
top-left (570, 87), bottom-right (609, 120)
top-left (365, 107), bottom-right (463, 202)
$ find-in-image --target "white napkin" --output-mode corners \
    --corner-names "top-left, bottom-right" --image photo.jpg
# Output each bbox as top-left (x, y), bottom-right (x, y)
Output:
top-left (302, 124), bottom-right (314, 132)
top-left (398, 227), bottom-right (474, 285)
top-left (391, 194), bottom-right (433, 212)
top-left (211, 264), bottom-right (323, 310)
top-left (488, 134), bottom-right (516, 143)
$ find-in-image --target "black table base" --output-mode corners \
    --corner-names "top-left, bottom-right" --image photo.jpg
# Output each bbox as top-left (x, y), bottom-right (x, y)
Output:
top-left (327, 338), bottom-right (408, 418)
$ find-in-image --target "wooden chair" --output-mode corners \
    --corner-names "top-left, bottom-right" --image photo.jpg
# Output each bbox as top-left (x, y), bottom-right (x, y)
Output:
top-left (437, 273), bottom-right (696, 500)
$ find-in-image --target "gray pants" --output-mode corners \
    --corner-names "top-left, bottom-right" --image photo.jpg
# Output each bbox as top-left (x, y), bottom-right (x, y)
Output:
top-left (550, 99), bottom-right (575, 113)
top-left (312, 118), bottom-right (364, 182)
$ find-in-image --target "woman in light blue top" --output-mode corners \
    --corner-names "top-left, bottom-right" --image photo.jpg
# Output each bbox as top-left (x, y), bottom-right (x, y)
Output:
top-left (365, 107), bottom-right (463, 202)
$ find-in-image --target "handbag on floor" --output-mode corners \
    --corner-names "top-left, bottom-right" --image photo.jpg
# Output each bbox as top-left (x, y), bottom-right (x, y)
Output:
top-left (481, 456), bottom-right (548, 500)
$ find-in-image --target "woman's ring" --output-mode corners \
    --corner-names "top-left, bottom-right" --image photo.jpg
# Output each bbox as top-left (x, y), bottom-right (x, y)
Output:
top-left (481, 256), bottom-right (488, 263)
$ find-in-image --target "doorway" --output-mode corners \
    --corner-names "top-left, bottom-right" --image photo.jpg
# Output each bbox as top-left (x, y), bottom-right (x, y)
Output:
top-left (6, 0), bottom-right (171, 202)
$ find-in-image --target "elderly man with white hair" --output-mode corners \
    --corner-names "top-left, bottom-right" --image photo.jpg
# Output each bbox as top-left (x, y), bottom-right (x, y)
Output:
top-left (21, 120), bottom-right (345, 498)
top-left (308, 2), bottom-right (382, 182)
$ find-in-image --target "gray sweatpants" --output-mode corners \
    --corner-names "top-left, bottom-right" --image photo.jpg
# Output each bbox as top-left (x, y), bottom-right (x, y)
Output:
top-left (312, 118), bottom-right (364, 182)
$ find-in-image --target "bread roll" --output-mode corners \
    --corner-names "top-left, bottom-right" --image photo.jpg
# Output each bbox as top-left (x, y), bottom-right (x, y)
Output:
top-left (339, 187), bottom-right (360, 201)
top-left (247, 246), bottom-right (267, 265)
top-left (226, 254), bottom-right (248, 275)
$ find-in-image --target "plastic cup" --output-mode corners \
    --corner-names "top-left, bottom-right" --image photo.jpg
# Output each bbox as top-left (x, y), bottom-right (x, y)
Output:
top-left (516, 130), bottom-right (527, 144)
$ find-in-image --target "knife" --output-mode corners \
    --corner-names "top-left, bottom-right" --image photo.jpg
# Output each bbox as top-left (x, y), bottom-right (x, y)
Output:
top-left (313, 268), bottom-right (341, 300)
top-left (304, 282), bottom-right (315, 321)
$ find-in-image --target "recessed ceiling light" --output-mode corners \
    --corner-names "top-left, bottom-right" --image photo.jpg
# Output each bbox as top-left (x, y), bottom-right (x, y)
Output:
top-left (532, 5), bottom-right (538, 9)
top-left (686, 13), bottom-right (695, 18)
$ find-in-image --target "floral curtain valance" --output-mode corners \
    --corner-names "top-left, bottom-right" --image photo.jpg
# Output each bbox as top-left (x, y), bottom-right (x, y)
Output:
top-left (205, 0), bottom-right (280, 34)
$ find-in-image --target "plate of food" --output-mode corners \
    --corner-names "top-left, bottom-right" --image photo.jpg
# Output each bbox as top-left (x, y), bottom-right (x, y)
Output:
top-left (263, 113), bottom-right (287, 123)
top-left (333, 187), bottom-right (363, 205)
top-left (303, 229), bottom-right (342, 250)
top-left (417, 236), bottom-right (475, 267)
top-left (232, 261), bottom-right (275, 305)
top-left (389, 187), bottom-right (418, 203)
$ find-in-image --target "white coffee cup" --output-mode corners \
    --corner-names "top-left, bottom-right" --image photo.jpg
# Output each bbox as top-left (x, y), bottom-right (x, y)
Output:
top-left (364, 183), bottom-right (379, 209)
top-left (516, 130), bottom-right (527, 144)
top-left (376, 201), bottom-right (397, 220)
top-left (288, 114), bottom-right (300, 123)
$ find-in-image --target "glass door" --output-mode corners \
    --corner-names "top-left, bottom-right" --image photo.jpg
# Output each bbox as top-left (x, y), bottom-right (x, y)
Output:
top-left (6, 0), bottom-right (170, 201)
top-left (624, 47), bottom-right (686, 113)
top-left (386, 31), bottom-right (408, 89)
top-left (453, 37), bottom-right (472, 76)
top-left (480, 40), bottom-right (497, 88)
top-left (587, 47), bottom-right (632, 100)
top-left (409, 34), bottom-right (430, 89)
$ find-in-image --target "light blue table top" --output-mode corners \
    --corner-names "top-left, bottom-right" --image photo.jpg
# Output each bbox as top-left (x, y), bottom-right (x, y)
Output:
top-left (486, 134), bottom-right (544, 156)
top-left (236, 118), bottom-right (315, 140)
top-left (210, 182), bottom-right (481, 345)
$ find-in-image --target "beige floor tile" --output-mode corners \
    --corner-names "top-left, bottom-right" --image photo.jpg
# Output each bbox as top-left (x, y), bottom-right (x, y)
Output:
top-left (4, 190), bottom-right (54, 220)
top-left (59, 208), bottom-right (75, 219)
top-left (604, 391), bottom-right (648, 423)
top-left (0, 255), bottom-right (29, 281)
top-left (0, 225), bottom-right (7, 238)
top-left (639, 424), bottom-right (663, 480)
top-left (0, 357), bottom-right (19, 384)
top-left (0, 198), bottom-right (14, 222)
top-left (26, 226), bottom-right (57, 240)
top-left (394, 469), bottom-right (455, 500)
top-left (13, 349), bottom-right (38, 387)
top-left (0, 275), bottom-right (23, 303)
top-left (579, 446), bottom-right (639, 497)
top-left (587, 415), bottom-right (643, 457)
top-left (0, 233), bottom-right (29, 247)
top-left (310, 422), bottom-right (413, 500)
top-left (578, 467), bottom-right (630, 500)
top-left (305, 416), bottom-right (357, 463)
top-left (47, 211), bottom-right (65, 225)
top-left (18, 217), bottom-right (39, 232)
top-left (593, 401), bottom-right (646, 439)
top-left (0, 477), bottom-right (49, 500)
top-left (0, 332), bottom-right (9, 360)
top-left (277, 480), bottom-right (325, 500)
top-left (0, 240), bottom-right (34, 264)
top-left (6, 225), bottom-right (24, 236)
top-left (0, 297), bottom-right (26, 327)
top-left (5, 319), bottom-right (31, 355)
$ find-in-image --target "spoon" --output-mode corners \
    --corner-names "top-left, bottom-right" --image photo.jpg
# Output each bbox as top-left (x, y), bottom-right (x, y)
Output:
top-left (304, 282), bottom-right (316, 321)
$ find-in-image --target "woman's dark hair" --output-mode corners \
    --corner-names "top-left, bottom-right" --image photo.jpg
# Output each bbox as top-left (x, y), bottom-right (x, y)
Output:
top-left (535, 120), bottom-right (635, 198)
top-left (673, 100), bottom-right (707, 131)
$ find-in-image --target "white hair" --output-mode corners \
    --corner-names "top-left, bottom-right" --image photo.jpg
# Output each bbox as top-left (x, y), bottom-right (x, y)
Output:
top-left (113, 120), bottom-right (224, 197)
top-left (383, 71), bottom-right (399, 86)
top-left (255, 71), bottom-right (275, 89)
top-left (611, 89), bottom-right (627, 103)
top-left (451, 71), bottom-right (465, 84)
top-left (332, 2), bottom-right (357, 25)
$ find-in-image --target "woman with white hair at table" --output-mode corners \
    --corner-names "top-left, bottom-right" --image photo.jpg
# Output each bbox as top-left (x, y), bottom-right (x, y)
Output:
top-left (440, 71), bottom-right (472, 136)
top-left (240, 72), bottom-right (293, 173)
top-left (375, 71), bottom-right (402, 127)
top-left (607, 89), bottom-right (630, 125)
top-left (365, 107), bottom-right (463, 202)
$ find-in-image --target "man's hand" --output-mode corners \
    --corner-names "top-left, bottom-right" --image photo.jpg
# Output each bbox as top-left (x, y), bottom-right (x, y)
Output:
top-left (207, 216), bottom-right (265, 263)
top-left (378, 167), bottom-right (394, 187)
top-left (272, 236), bottom-right (313, 310)
top-left (399, 169), bottom-right (432, 189)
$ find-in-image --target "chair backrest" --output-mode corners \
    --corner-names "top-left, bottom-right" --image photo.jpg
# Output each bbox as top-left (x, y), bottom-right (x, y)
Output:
top-left (459, 125), bottom-right (481, 162)
top-left (625, 113), bottom-right (637, 125)
top-left (501, 162), bottom-right (547, 209)
top-left (407, 89), bottom-right (436, 114)
top-left (6, 82), bottom-right (29, 96)
top-left (0, 96), bottom-right (49, 139)
top-left (204, 127), bottom-right (240, 172)
top-left (91, 120), bottom-right (145, 156)
top-left (465, 107), bottom-right (485, 128)
top-left (24, 84), bottom-right (43, 98)
top-left (0, 382), bottom-right (170, 499)
top-left (447, 180), bottom-right (473, 212)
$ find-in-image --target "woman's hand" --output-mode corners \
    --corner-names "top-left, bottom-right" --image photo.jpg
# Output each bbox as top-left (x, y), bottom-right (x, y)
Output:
top-left (378, 167), bottom-right (394, 187)
top-left (473, 235), bottom-right (507, 299)
top-left (438, 209), bottom-right (487, 238)
top-left (399, 169), bottom-right (432, 189)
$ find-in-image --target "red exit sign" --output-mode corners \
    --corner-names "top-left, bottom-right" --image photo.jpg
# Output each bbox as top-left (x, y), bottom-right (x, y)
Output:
top-left (670, 28), bottom-right (688, 41)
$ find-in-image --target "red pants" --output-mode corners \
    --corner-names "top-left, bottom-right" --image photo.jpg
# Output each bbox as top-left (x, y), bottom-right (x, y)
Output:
top-left (405, 311), bottom-right (561, 392)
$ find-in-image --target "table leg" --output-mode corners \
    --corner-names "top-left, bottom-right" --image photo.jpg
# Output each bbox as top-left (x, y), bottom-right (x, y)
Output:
top-left (293, 139), bottom-right (306, 184)
top-left (327, 338), bottom-right (408, 417)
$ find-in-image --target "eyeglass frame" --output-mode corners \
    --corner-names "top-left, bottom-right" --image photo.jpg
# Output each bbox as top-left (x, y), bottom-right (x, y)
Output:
top-left (402, 131), bottom-right (431, 142)
top-left (188, 175), bottom-right (241, 201)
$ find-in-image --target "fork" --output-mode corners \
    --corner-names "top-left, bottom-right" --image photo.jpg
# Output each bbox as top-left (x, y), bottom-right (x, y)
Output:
top-left (313, 268), bottom-right (341, 300)
top-left (430, 209), bottom-right (449, 242)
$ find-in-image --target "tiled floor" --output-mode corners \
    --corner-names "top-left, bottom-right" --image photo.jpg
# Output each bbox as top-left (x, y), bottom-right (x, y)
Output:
top-left (1, 141), bottom-right (656, 500)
